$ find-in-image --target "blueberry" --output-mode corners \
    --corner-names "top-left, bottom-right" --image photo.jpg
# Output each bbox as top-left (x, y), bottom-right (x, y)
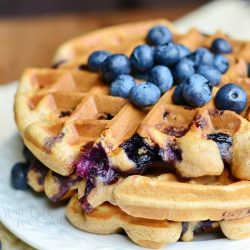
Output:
top-left (188, 48), bottom-right (213, 66)
top-left (247, 63), bottom-right (250, 77)
top-left (211, 38), bottom-right (233, 54)
top-left (176, 44), bottom-right (190, 59)
top-left (182, 74), bottom-right (212, 107)
top-left (154, 43), bottom-right (179, 66)
top-left (146, 25), bottom-right (172, 46)
top-left (87, 50), bottom-right (112, 72)
top-left (213, 54), bottom-right (229, 74)
top-left (196, 65), bottom-right (221, 86)
top-left (11, 162), bottom-right (29, 190)
top-left (129, 83), bottom-right (161, 107)
top-left (120, 134), bottom-right (162, 173)
top-left (215, 83), bottom-right (247, 113)
top-left (130, 44), bottom-right (154, 72)
top-left (148, 65), bottom-right (173, 93)
top-left (173, 58), bottom-right (195, 83)
top-left (172, 83), bottom-right (188, 105)
top-left (110, 74), bottom-right (136, 98)
top-left (100, 54), bottom-right (131, 83)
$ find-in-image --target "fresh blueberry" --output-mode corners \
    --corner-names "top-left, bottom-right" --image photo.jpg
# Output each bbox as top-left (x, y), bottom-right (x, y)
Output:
top-left (172, 83), bottom-right (188, 105)
top-left (110, 74), bottom-right (136, 98)
top-left (154, 43), bottom-right (179, 66)
top-left (146, 25), bottom-right (172, 46)
top-left (87, 50), bottom-right (112, 72)
top-left (11, 162), bottom-right (29, 190)
top-left (213, 54), bottom-right (229, 74)
top-left (215, 83), bottom-right (247, 113)
top-left (148, 65), bottom-right (173, 93)
top-left (247, 63), bottom-right (250, 77)
top-left (176, 44), bottom-right (190, 59)
top-left (182, 74), bottom-right (212, 107)
top-left (130, 44), bottom-right (154, 72)
top-left (196, 65), bottom-right (221, 86)
top-left (100, 54), bottom-right (131, 83)
top-left (173, 58), bottom-right (195, 83)
top-left (129, 83), bottom-right (161, 107)
top-left (188, 48), bottom-right (213, 67)
top-left (211, 38), bottom-right (233, 54)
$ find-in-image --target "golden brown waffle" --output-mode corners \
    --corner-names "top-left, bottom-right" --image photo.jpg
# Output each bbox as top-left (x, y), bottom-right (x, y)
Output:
top-left (78, 169), bottom-right (250, 221)
top-left (53, 19), bottom-right (175, 66)
top-left (27, 163), bottom-right (48, 192)
top-left (66, 195), bottom-right (250, 249)
top-left (54, 24), bottom-right (250, 69)
top-left (66, 195), bottom-right (182, 249)
top-left (16, 67), bottom-right (127, 175)
top-left (15, 19), bottom-right (174, 175)
top-left (14, 19), bottom-right (250, 249)
top-left (26, 157), bottom-right (80, 201)
top-left (15, 20), bottom-right (250, 177)
top-left (102, 86), bottom-right (249, 177)
top-left (21, 72), bottom-right (250, 221)
top-left (73, 85), bottom-right (250, 221)
top-left (17, 18), bottom-right (250, 214)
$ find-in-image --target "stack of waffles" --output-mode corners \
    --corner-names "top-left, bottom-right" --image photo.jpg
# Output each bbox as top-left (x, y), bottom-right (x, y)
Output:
top-left (14, 19), bottom-right (250, 248)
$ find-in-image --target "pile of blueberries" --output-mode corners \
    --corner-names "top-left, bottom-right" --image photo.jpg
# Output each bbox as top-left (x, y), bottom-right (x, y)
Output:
top-left (87, 25), bottom-right (247, 113)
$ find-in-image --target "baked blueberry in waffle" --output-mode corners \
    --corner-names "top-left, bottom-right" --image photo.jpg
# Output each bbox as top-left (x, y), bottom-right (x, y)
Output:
top-left (13, 19), bottom-right (250, 248)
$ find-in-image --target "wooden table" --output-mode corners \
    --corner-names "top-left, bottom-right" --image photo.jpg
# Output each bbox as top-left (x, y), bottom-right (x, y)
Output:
top-left (0, 2), bottom-right (206, 84)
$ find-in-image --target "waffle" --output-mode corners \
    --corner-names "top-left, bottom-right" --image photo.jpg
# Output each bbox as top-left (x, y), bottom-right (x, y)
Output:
top-left (66, 194), bottom-right (181, 249)
top-left (101, 85), bottom-right (249, 177)
top-left (15, 19), bottom-right (249, 175)
top-left (15, 19), bottom-right (175, 176)
top-left (14, 19), bottom-right (250, 248)
top-left (53, 19), bottom-right (175, 67)
top-left (25, 147), bottom-right (80, 201)
top-left (73, 79), bottom-right (249, 220)
top-left (66, 194), bottom-right (250, 249)
top-left (20, 74), bottom-right (250, 219)
top-left (78, 168), bottom-right (250, 221)
top-left (54, 23), bottom-right (250, 69)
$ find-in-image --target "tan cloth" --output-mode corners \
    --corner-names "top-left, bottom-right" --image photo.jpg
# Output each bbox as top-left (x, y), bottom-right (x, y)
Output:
top-left (0, 223), bottom-right (35, 250)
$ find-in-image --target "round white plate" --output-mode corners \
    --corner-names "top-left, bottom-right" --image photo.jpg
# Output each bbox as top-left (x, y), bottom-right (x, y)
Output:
top-left (0, 83), bottom-right (249, 250)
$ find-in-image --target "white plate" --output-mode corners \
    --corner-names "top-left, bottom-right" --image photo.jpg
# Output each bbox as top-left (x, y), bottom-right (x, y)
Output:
top-left (1, 81), bottom-right (250, 250)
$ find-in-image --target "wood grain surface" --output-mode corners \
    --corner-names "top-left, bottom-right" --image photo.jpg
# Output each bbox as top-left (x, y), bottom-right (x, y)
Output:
top-left (0, 2), bottom-right (205, 84)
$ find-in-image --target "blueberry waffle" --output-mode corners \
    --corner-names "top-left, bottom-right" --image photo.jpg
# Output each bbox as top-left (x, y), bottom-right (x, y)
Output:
top-left (66, 194), bottom-right (250, 248)
top-left (14, 19), bottom-right (250, 248)
top-left (15, 23), bottom-right (249, 176)
top-left (23, 147), bottom-right (80, 201)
